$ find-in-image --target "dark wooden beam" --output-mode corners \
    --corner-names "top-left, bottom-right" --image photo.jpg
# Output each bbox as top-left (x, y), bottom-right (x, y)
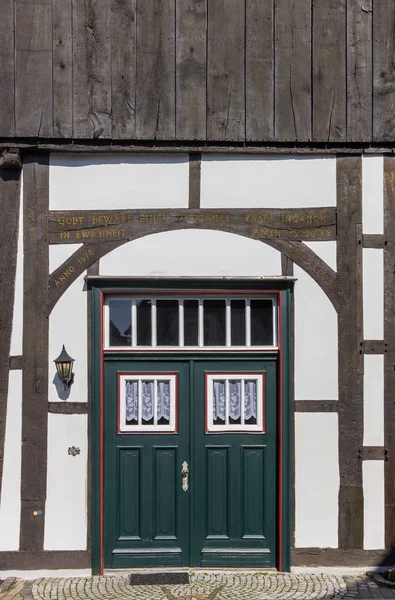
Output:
top-left (295, 400), bottom-right (338, 413)
top-left (48, 403), bottom-right (88, 415)
top-left (364, 340), bottom-right (387, 355)
top-left (9, 356), bottom-right (23, 370)
top-left (362, 447), bottom-right (386, 461)
top-left (383, 157), bottom-right (395, 548)
top-left (291, 548), bottom-right (386, 567)
top-left (20, 155), bottom-right (49, 552)
top-left (188, 153), bottom-right (201, 209)
top-left (0, 551), bottom-right (90, 570)
top-left (0, 165), bottom-right (21, 510)
top-left (336, 155), bottom-right (364, 549)
top-left (363, 234), bottom-right (385, 248)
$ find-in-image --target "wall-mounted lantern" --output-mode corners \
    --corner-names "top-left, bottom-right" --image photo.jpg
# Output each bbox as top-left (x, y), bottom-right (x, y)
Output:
top-left (54, 345), bottom-right (75, 390)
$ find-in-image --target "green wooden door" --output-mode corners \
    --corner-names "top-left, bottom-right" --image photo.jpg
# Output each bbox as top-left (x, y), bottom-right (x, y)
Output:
top-left (104, 357), bottom-right (276, 568)
top-left (104, 360), bottom-right (191, 568)
top-left (191, 359), bottom-right (277, 567)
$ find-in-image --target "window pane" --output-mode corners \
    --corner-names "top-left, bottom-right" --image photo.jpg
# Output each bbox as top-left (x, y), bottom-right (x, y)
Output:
top-left (204, 300), bottom-right (226, 346)
top-left (109, 299), bottom-right (132, 346)
top-left (184, 300), bottom-right (199, 346)
top-left (125, 380), bottom-right (138, 424)
top-left (251, 300), bottom-right (273, 345)
top-left (213, 380), bottom-right (226, 424)
top-left (244, 380), bottom-right (257, 425)
top-left (157, 380), bottom-right (171, 425)
top-left (157, 300), bottom-right (179, 346)
top-left (137, 300), bottom-right (152, 346)
top-left (141, 380), bottom-right (154, 424)
top-left (229, 380), bottom-right (241, 424)
top-left (231, 300), bottom-right (246, 346)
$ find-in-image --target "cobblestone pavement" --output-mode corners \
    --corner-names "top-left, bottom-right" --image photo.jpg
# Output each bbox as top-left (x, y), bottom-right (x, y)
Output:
top-left (1, 571), bottom-right (395, 600)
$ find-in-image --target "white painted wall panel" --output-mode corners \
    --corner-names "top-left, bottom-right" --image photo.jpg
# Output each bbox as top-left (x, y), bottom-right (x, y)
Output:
top-left (362, 156), bottom-right (384, 234)
top-left (201, 156), bottom-right (337, 208)
top-left (10, 172), bottom-right (23, 355)
top-left (363, 461), bottom-right (385, 549)
top-left (49, 246), bottom-right (87, 402)
top-left (294, 266), bottom-right (338, 400)
top-left (0, 371), bottom-right (22, 550)
top-left (364, 355), bottom-right (384, 447)
top-left (49, 154), bottom-right (189, 210)
top-left (44, 414), bottom-right (88, 550)
top-left (305, 241), bottom-right (337, 271)
top-left (100, 230), bottom-right (282, 277)
top-left (363, 249), bottom-right (384, 340)
top-left (295, 413), bottom-right (339, 548)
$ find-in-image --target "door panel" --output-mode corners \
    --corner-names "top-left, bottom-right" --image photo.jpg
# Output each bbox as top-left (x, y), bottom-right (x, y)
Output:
top-left (104, 360), bottom-right (190, 568)
top-left (191, 360), bottom-right (277, 567)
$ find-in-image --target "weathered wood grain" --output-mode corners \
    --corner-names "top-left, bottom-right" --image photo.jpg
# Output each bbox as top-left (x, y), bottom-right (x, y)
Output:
top-left (0, 0), bottom-right (15, 136)
top-left (176, 0), bottom-right (207, 140)
top-left (347, 0), bottom-right (372, 142)
top-left (246, 0), bottom-right (274, 141)
top-left (53, 0), bottom-right (73, 137)
top-left (336, 155), bottom-right (363, 549)
top-left (207, 0), bottom-right (245, 141)
top-left (0, 168), bottom-right (21, 509)
top-left (313, 0), bottom-right (346, 142)
top-left (20, 155), bottom-right (49, 552)
top-left (48, 403), bottom-right (88, 415)
top-left (373, 1), bottom-right (395, 141)
top-left (364, 340), bottom-right (386, 355)
top-left (362, 446), bottom-right (386, 461)
top-left (112, 0), bottom-right (137, 139)
top-left (9, 356), bottom-right (23, 370)
top-left (281, 254), bottom-right (294, 277)
top-left (383, 157), bottom-right (395, 547)
top-left (295, 400), bottom-right (338, 412)
top-left (15, 0), bottom-right (53, 137)
top-left (363, 234), bottom-right (385, 248)
top-left (291, 548), bottom-right (387, 567)
top-left (275, 0), bottom-right (311, 141)
top-left (136, 0), bottom-right (176, 139)
top-left (72, 0), bottom-right (112, 138)
top-left (188, 154), bottom-right (201, 209)
top-left (0, 550), bottom-right (90, 570)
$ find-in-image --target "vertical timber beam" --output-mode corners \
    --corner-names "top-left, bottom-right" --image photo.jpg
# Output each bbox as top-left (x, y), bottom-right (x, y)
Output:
top-left (384, 158), bottom-right (395, 548)
top-left (20, 155), bottom-right (49, 551)
top-left (0, 152), bottom-right (22, 501)
top-left (336, 155), bottom-right (364, 549)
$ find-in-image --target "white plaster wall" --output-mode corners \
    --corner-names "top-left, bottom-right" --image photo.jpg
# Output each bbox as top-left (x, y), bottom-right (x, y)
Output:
top-left (49, 154), bottom-right (189, 210)
top-left (363, 461), bottom-right (385, 549)
top-left (363, 249), bottom-right (384, 341)
top-left (44, 414), bottom-right (88, 550)
top-left (364, 355), bottom-right (384, 447)
top-left (201, 155), bottom-right (337, 208)
top-left (362, 156), bottom-right (384, 235)
top-left (295, 413), bottom-right (339, 548)
top-left (49, 246), bottom-right (87, 402)
top-left (0, 371), bottom-right (22, 550)
top-left (305, 241), bottom-right (337, 271)
top-left (100, 229), bottom-right (282, 276)
top-left (10, 171), bottom-right (23, 355)
top-left (294, 266), bottom-right (338, 400)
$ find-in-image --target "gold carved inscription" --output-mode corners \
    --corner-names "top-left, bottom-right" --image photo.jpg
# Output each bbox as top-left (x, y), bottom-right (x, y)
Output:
top-left (178, 213), bottom-right (231, 224)
top-left (252, 227), bottom-right (281, 238)
top-left (280, 213), bottom-right (326, 224)
top-left (75, 229), bottom-right (127, 240)
top-left (54, 248), bottom-right (96, 288)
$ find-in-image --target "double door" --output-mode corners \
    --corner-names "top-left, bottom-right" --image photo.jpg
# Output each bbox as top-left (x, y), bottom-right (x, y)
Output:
top-left (104, 357), bottom-right (277, 568)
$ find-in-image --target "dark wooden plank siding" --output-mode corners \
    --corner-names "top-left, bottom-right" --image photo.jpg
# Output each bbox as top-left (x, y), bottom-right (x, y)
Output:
top-left (246, 0), bottom-right (274, 141)
top-left (136, 0), bottom-right (176, 140)
top-left (0, 0), bottom-right (15, 137)
top-left (72, 0), bottom-right (112, 139)
top-left (176, 0), bottom-right (207, 140)
top-left (373, 1), bottom-right (395, 142)
top-left (15, 0), bottom-right (53, 137)
top-left (207, 0), bottom-right (245, 141)
top-left (20, 155), bottom-right (49, 552)
top-left (275, 0), bottom-right (312, 141)
top-left (347, 0), bottom-right (372, 141)
top-left (111, 0), bottom-right (137, 139)
top-left (312, 0), bottom-right (347, 142)
top-left (53, 0), bottom-right (73, 138)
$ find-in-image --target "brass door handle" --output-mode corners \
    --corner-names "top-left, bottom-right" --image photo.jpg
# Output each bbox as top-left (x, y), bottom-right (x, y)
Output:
top-left (182, 461), bottom-right (189, 492)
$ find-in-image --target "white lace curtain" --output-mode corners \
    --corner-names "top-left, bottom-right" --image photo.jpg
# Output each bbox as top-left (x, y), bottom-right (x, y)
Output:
top-left (125, 379), bottom-right (170, 423)
top-left (213, 379), bottom-right (257, 422)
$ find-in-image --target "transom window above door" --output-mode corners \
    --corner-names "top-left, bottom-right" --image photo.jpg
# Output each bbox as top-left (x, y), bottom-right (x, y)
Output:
top-left (104, 294), bottom-right (278, 351)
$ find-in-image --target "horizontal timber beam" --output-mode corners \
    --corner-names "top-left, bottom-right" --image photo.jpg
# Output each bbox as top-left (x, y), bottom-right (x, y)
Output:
top-left (294, 400), bottom-right (338, 412)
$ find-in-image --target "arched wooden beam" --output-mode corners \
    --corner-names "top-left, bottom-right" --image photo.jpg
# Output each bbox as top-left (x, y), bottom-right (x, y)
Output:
top-left (48, 230), bottom-right (339, 315)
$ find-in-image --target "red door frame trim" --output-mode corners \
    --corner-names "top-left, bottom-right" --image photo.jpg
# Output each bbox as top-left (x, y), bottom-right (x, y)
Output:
top-left (98, 288), bottom-right (285, 573)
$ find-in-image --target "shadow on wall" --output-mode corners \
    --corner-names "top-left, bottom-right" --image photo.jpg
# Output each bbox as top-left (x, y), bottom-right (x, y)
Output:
top-left (52, 372), bottom-right (72, 401)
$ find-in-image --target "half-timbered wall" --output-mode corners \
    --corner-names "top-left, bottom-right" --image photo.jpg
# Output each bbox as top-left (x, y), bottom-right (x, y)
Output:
top-left (2, 0), bottom-right (395, 145)
top-left (0, 151), bottom-right (392, 573)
